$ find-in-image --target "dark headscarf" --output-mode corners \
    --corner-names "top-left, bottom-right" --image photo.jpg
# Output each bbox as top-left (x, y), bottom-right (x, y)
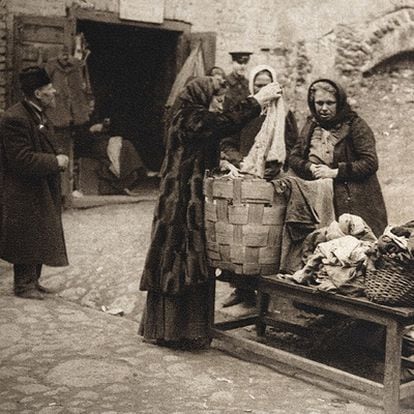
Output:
top-left (308, 78), bottom-right (356, 129)
top-left (177, 76), bottom-right (226, 108)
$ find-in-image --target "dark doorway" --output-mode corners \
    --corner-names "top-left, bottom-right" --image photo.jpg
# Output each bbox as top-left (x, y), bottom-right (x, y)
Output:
top-left (363, 50), bottom-right (414, 76)
top-left (77, 19), bottom-right (180, 170)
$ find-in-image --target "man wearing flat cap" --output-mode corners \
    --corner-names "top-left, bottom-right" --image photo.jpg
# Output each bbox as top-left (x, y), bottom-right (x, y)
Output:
top-left (0, 66), bottom-right (69, 299)
top-left (224, 51), bottom-right (252, 111)
top-left (221, 51), bottom-right (253, 164)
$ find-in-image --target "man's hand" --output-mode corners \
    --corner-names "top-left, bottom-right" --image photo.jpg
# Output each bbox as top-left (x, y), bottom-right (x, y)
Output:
top-left (56, 154), bottom-right (69, 171)
top-left (310, 164), bottom-right (338, 179)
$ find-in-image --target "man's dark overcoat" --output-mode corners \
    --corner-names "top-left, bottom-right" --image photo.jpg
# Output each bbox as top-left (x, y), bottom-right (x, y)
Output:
top-left (0, 101), bottom-right (68, 266)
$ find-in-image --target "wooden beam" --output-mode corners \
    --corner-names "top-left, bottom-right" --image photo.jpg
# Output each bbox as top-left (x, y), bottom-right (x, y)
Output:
top-left (261, 316), bottom-right (311, 337)
top-left (260, 277), bottom-right (414, 319)
top-left (213, 316), bottom-right (257, 331)
top-left (400, 379), bottom-right (414, 400)
top-left (69, 6), bottom-right (191, 33)
top-left (260, 284), bottom-right (394, 326)
top-left (212, 328), bottom-right (383, 398)
top-left (383, 320), bottom-right (403, 414)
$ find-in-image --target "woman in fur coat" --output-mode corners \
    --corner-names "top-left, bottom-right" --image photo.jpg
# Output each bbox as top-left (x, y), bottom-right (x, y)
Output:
top-left (139, 76), bottom-right (281, 349)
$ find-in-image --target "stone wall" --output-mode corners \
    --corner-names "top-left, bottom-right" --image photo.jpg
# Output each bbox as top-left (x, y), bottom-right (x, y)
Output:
top-left (4, 0), bottom-right (414, 84)
top-left (6, 0), bottom-right (413, 71)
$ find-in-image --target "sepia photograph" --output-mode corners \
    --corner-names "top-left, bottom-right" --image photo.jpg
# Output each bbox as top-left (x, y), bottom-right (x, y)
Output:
top-left (0, 0), bottom-right (413, 413)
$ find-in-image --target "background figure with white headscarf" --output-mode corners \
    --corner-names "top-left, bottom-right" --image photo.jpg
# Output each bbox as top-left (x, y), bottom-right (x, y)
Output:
top-left (221, 64), bottom-right (299, 181)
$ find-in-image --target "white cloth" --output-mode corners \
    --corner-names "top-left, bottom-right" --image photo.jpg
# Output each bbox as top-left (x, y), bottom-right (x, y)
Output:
top-left (107, 136), bottom-right (123, 178)
top-left (382, 225), bottom-right (409, 250)
top-left (240, 93), bottom-right (286, 177)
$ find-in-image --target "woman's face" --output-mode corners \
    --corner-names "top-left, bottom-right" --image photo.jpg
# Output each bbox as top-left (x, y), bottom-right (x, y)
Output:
top-left (253, 72), bottom-right (272, 94)
top-left (209, 93), bottom-right (226, 113)
top-left (314, 89), bottom-right (337, 121)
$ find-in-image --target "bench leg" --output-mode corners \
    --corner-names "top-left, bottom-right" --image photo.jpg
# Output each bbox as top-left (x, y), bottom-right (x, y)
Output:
top-left (208, 267), bottom-right (216, 332)
top-left (256, 291), bottom-right (270, 337)
top-left (383, 320), bottom-right (403, 414)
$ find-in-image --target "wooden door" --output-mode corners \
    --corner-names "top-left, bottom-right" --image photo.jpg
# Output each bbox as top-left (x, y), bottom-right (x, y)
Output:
top-left (163, 31), bottom-right (216, 149)
top-left (12, 15), bottom-right (74, 104)
top-left (190, 32), bottom-right (217, 73)
top-left (166, 31), bottom-right (217, 107)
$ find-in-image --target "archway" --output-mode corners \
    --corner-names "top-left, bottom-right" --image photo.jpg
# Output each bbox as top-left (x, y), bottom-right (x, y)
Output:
top-left (360, 8), bottom-right (414, 74)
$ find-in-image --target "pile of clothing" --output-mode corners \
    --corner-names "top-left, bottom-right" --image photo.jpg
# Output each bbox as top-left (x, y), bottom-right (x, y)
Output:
top-left (281, 213), bottom-right (377, 296)
top-left (366, 221), bottom-right (414, 270)
top-left (278, 217), bottom-right (414, 299)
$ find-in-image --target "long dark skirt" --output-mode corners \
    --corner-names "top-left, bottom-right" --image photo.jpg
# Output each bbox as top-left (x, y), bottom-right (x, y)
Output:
top-left (139, 283), bottom-right (210, 344)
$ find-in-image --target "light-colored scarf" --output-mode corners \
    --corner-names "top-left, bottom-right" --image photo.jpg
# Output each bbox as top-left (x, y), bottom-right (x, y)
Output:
top-left (240, 65), bottom-right (286, 177)
top-left (241, 93), bottom-right (286, 177)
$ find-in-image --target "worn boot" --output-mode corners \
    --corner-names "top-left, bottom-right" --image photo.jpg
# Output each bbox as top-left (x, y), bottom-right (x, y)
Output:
top-left (222, 288), bottom-right (256, 308)
top-left (222, 288), bottom-right (245, 307)
top-left (35, 282), bottom-right (55, 294)
top-left (15, 289), bottom-right (45, 300)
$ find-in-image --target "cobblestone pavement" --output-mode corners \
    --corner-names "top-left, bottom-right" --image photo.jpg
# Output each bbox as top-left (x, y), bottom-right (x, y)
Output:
top-left (0, 202), bottom-right (412, 413)
top-left (0, 291), bottom-right (386, 414)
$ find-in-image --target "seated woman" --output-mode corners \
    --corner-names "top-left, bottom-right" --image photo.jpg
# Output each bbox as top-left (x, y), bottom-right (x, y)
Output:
top-left (78, 102), bottom-right (148, 195)
top-left (221, 64), bottom-right (299, 179)
top-left (289, 78), bottom-right (388, 237)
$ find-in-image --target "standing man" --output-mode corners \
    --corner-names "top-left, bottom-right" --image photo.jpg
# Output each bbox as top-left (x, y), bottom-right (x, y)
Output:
top-left (0, 66), bottom-right (69, 299)
top-left (221, 51), bottom-right (253, 168)
top-left (224, 51), bottom-right (252, 110)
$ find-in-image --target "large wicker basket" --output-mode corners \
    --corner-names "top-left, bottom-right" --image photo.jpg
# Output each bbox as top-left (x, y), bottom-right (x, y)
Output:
top-left (364, 255), bottom-right (414, 306)
top-left (203, 175), bottom-right (286, 276)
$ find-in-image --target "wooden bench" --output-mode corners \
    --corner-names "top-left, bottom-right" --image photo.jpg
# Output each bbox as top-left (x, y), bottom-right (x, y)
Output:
top-left (211, 274), bottom-right (414, 414)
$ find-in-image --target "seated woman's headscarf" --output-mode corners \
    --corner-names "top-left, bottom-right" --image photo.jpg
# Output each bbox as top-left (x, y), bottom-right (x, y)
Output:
top-left (241, 65), bottom-right (286, 178)
top-left (308, 79), bottom-right (356, 130)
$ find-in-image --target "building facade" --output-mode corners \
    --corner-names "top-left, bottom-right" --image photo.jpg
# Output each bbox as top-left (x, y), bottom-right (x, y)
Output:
top-left (1, 0), bottom-right (413, 220)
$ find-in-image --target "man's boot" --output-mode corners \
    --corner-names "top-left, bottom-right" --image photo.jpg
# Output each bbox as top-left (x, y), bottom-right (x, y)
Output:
top-left (15, 289), bottom-right (45, 300)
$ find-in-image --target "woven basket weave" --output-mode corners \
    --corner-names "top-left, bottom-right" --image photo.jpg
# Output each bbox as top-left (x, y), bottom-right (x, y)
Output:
top-left (365, 255), bottom-right (414, 306)
top-left (203, 175), bottom-right (286, 276)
